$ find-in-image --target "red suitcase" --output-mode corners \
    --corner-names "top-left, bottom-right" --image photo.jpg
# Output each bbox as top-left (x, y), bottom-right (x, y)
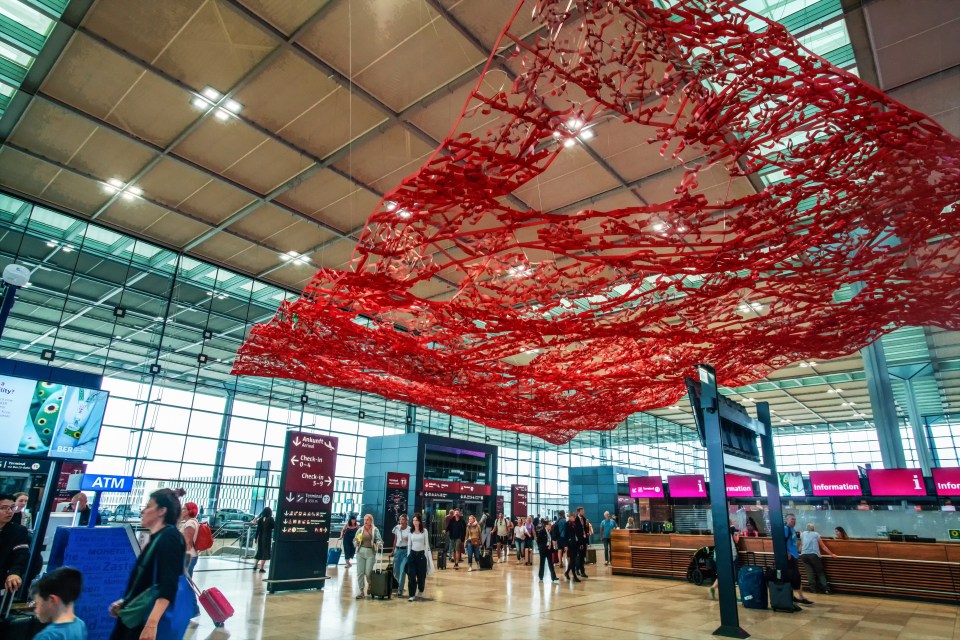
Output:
top-left (187, 575), bottom-right (234, 625)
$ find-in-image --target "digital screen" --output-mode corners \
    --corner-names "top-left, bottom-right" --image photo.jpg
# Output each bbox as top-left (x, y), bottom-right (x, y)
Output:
top-left (778, 471), bottom-right (806, 497)
top-left (667, 474), bottom-right (707, 498)
top-left (809, 470), bottom-right (862, 496)
top-left (932, 467), bottom-right (960, 496)
top-left (867, 468), bottom-right (926, 497)
top-left (628, 476), bottom-right (664, 498)
top-left (0, 375), bottom-right (109, 461)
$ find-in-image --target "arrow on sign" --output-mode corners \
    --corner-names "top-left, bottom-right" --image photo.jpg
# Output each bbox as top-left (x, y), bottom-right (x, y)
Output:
top-left (285, 493), bottom-right (295, 502)
top-left (291, 456), bottom-right (299, 466)
top-left (325, 477), bottom-right (332, 486)
top-left (292, 436), bottom-right (302, 447)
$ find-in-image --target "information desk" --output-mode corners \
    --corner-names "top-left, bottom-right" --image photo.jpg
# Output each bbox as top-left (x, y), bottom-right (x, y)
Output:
top-left (611, 531), bottom-right (960, 603)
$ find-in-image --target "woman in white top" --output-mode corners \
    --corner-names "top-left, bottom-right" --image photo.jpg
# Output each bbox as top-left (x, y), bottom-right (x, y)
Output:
top-left (405, 514), bottom-right (433, 601)
top-left (513, 517), bottom-right (527, 564)
top-left (178, 502), bottom-right (200, 576)
top-left (392, 514), bottom-right (411, 597)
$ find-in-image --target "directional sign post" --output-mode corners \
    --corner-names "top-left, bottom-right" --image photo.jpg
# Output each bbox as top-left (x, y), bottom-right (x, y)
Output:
top-left (512, 484), bottom-right (528, 518)
top-left (269, 431), bottom-right (338, 593)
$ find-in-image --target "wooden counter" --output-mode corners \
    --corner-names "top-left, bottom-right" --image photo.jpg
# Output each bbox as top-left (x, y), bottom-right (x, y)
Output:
top-left (611, 531), bottom-right (960, 603)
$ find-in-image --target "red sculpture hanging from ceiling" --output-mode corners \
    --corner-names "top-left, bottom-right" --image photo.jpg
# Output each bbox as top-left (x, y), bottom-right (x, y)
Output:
top-left (234, 0), bottom-right (960, 444)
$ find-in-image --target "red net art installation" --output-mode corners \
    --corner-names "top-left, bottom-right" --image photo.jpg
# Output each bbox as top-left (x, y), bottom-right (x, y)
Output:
top-left (235, 0), bottom-right (960, 444)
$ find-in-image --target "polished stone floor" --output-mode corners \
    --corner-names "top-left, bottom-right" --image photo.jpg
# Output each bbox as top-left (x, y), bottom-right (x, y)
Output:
top-left (185, 554), bottom-right (959, 640)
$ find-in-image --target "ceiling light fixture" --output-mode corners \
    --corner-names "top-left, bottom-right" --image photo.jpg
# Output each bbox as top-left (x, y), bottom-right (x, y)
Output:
top-left (652, 222), bottom-right (667, 232)
top-left (397, 208), bottom-right (412, 219)
top-left (223, 99), bottom-right (242, 114)
top-left (385, 201), bottom-right (398, 211)
top-left (279, 250), bottom-right (311, 266)
top-left (202, 87), bottom-right (221, 101)
top-left (579, 129), bottom-right (594, 141)
top-left (213, 109), bottom-right (230, 122)
top-left (563, 138), bottom-right (576, 148)
top-left (191, 97), bottom-right (207, 110)
top-left (60, 246), bottom-right (73, 253)
top-left (46, 240), bottom-right (57, 248)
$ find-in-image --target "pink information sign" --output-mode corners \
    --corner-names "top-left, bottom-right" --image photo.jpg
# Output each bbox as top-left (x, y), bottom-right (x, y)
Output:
top-left (932, 467), bottom-right (960, 496)
top-left (628, 476), bottom-right (665, 498)
top-left (724, 473), bottom-right (754, 497)
top-left (867, 468), bottom-right (927, 496)
top-left (809, 470), bottom-right (862, 496)
top-left (667, 474), bottom-right (707, 498)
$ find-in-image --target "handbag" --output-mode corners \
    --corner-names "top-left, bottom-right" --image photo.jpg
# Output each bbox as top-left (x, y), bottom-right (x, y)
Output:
top-left (118, 526), bottom-right (173, 628)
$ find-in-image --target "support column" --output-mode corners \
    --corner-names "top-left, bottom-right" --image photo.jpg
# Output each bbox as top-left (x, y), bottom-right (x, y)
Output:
top-left (861, 339), bottom-right (906, 468)
top-left (902, 378), bottom-right (934, 475)
top-left (206, 390), bottom-right (235, 516)
top-left (405, 404), bottom-right (417, 433)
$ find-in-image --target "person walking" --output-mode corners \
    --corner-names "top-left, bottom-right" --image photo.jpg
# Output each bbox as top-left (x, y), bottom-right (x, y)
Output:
top-left (555, 510), bottom-right (567, 567)
top-left (709, 522), bottom-right (740, 600)
top-left (178, 503), bottom-right (200, 577)
top-left (406, 514), bottom-right (433, 602)
top-left (465, 515), bottom-right (483, 571)
top-left (109, 489), bottom-right (186, 640)
top-left (253, 507), bottom-right (275, 573)
top-left (513, 517), bottom-right (528, 565)
top-left (492, 512), bottom-right (509, 563)
top-left (354, 514), bottom-right (383, 598)
top-left (574, 507), bottom-right (590, 578)
top-left (340, 516), bottom-right (359, 568)
top-left (392, 514), bottom-right (411, 596)
top-left (800, 523), bottom-right (838, 594)
top-left (599, 511), bottom-right (618, 566)
top-left (536, 520), bottom-right (559, 583)
top-left (564, 512), bottom-right (581, 582)
top-left (523, 516), bottom-right (535, 566)
top-left (446, 510), bottom-right (466, 570)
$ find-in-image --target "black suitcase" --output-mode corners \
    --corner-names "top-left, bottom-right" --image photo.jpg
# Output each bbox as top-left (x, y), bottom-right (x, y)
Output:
top-left (369, 570), bottom-right (392, 599)
top-left (478, 550), bottom-right (494, 570)
top-left (765, 569), bottom-right (801, 612)
top-left (585, 548), bottom-right (597, 564)
top-left (436, 549), bottom-right (447, 570)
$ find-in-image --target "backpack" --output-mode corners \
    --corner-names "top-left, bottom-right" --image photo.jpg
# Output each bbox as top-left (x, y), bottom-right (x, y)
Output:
top-left (195, 522), bottom-right (214, 552)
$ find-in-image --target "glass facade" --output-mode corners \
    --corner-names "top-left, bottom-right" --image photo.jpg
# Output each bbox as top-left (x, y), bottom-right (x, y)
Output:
top-left (1, 191), bottom-right (957, 524)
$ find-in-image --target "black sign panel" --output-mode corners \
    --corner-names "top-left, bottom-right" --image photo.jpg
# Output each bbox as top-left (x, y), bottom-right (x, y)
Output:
top-left (269, 431), bottom-right (338, 593)
top-left (384, 472), bottom-right (409, 537)
top-left (0, 456), bottom-right (51, 473)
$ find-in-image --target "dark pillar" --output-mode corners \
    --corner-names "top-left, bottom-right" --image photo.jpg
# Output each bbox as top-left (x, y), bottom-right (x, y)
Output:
top-left (206, 390), bottom-right (235, 516)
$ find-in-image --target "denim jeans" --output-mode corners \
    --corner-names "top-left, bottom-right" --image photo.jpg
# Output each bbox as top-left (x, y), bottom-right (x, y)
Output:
top-left (393, 547), bottom-right (408, 593)
top-left (465, 542), bottom-right (482, 567)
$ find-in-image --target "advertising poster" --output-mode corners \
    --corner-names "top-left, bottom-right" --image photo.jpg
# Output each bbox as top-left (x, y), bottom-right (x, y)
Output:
top-left (777, 471), bottom-right (806, 497)
top-left (0, 375), bottom-right (109, 461)
top-left (384, 472), bottom-right (410, 536)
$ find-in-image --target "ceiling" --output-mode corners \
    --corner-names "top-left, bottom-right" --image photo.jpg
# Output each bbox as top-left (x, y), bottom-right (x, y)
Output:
top-left (0, 0), bottom-right (957, 443)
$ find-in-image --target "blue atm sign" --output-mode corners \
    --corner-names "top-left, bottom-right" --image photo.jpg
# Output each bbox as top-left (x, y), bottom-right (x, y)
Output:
top-left (80, 474), bottom-right (134, 493)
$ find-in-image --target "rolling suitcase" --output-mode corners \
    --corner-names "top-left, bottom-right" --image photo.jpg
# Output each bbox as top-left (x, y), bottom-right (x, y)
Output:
top-left (327, 540), bottom-right (342, 566)
top-left (369, 547), bottom-right (392, 599)
top-left (765, 569), bottom-right (801, 612)
top-left (478, 549), bottom-right (494, 570)
top-left (436, 548), bottom-right (447, 570)
top-left (737, 565), bottom-right (768, 609)
top-left (585, 548), bottom-right (597, 564)
top-left (187, 574), bottom-right (235, 625)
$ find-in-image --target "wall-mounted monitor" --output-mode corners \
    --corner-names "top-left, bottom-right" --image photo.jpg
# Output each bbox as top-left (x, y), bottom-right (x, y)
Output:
top-left (809, 470), bottom-right (862, 496)
top-left (628, 476), bottom-right (664, 498)
top-left (0, 375), bottom-right (109, 461)
top-left (778, 471), bottom-right (806, 497)
top-left (866, 468), bottom-right (926, 497)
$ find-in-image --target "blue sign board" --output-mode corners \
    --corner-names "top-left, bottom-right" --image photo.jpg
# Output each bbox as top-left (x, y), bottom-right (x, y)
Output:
top-left (80, 473), bottom-right (134, 492)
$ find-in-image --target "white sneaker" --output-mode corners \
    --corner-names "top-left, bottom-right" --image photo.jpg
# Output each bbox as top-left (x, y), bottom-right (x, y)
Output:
top-left (408, 595), bottom-right (416, 602)
top-left (468, 566), bottom-right (474, 572)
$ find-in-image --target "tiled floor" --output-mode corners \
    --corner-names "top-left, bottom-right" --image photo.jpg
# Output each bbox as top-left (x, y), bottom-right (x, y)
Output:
top-left (185, 556), bottom-right (959, 640)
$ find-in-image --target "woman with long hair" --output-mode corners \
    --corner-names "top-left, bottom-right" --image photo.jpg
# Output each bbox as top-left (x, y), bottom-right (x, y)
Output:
top-left (406, 514), bottom-right (433, 602)
top-left (109, 488), bottom-right (185, 640)
top-left (340, 515), bottom-right (360, 568)
top-left (253, 507), bottom-right (275, 573)
top-left (354, 514), bottom-right (382, 598)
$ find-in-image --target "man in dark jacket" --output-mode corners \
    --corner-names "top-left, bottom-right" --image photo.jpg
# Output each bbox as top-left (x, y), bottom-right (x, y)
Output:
top-left (446, 510), bottom-right (466, 570)
top-left (536, 520), bottom-right (559, 582)
top-left (564, 512), bottom-right (581, 582)
top-left (0, 493), bottom-right (31, 594)
top-left (575, 506), bottom-right (590, 578)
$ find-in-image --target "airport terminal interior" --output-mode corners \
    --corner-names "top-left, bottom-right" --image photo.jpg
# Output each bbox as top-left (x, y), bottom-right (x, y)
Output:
top-left (0, 0), bottom-right (958, 639)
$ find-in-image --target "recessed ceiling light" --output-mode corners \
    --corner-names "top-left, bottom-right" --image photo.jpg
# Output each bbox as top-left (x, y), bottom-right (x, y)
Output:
top-left (202, 87), bottom-right (221, 101)
top-left (122, 192), bottom-right (135, 201)
top-left (677, 225), bottom-right (688, 233)
top-left (223, 99), bottom-right (242, 114)
top-left (563, 138), bottom-right (576, 148)
top-left (385, 201), bottom-right (398, 211)
top-left (566, 117), bottom-right (583, 130)
top-left (61, 246), bottom-right (72, 253)
top-left (397, 208), bottom-right (412, 219)
top-left (191, 97), bottom-right (208, 110)
top-left (127, 186), bottom-right (142, 197)
top-left (579, 129), bottom-right (594, 140)
top-left (108, 178), bottom-right (124, 188)
top-left (652, 222), bottom-right (667, 232)
top-left (214, 109), bottom-right (230, 122)
top-left (46, 240), bottom-right (57, 248)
